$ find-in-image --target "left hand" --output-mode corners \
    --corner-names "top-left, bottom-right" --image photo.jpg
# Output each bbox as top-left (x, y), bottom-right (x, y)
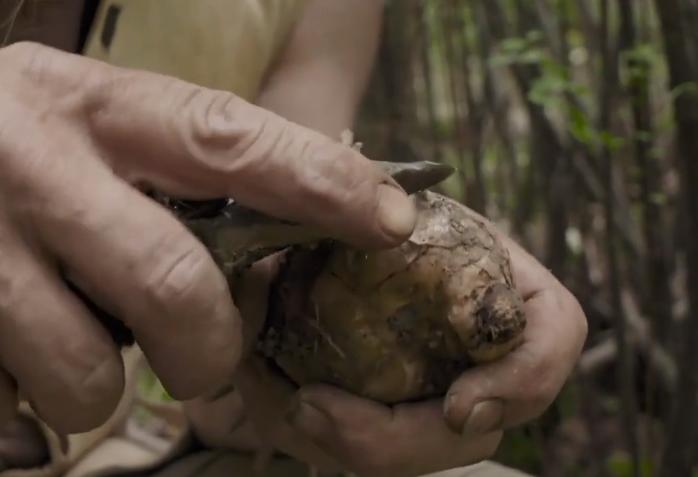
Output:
top-left (185, 227), bottom-right (587, 477)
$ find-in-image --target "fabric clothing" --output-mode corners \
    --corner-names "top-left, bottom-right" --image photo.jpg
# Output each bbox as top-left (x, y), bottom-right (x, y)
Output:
top-left (78, 0), bottom-right (101, 51)
top-left (82, 0), bottom-right (306, 101)
top-left (69, 444), bottom-right (533, 477)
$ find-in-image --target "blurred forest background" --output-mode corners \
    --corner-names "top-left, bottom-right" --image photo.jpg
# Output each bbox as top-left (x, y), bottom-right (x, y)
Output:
top-left (354, 1), bottom-right (698, 476)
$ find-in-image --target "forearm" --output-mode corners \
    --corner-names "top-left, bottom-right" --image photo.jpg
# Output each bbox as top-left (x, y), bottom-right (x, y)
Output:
top-left (255, 0), bottom-right (383, 138)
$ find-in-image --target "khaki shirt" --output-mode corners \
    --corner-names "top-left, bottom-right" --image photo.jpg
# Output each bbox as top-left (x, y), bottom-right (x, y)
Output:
top-left (84, 0), bottom-right (306, 101)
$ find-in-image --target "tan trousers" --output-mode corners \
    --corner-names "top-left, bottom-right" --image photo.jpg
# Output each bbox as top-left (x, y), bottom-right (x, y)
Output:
top-left (70, 440), bottom-right (531, 477)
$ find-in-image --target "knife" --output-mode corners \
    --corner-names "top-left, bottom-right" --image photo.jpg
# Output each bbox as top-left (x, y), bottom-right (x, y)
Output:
top-left (173, 161), bottom-right (455, 275)
top-left (101, 160), bottom-right (454, 347)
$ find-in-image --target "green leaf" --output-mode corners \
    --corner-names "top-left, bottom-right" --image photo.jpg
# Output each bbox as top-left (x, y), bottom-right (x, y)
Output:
top-left (500, 36), bottom-right (528, 54)
top-left (568, 107), bottom-right (596, 145)
top-left (599, 131), bottom-right (626, 151)
top-left (671, 81), bottom-right (698, 101)
top-left (634, 130), bottom-right (654, 143)
top-left (606, 453), bottom-right (654, 477)
top-left (650, 192), bottom-right (668, 206)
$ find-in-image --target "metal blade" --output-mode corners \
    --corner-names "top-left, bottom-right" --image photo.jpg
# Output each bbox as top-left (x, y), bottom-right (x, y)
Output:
top-left (376, 160), bottom-right (455, 194)
top-left (180, 160), bottom-right (455, 274)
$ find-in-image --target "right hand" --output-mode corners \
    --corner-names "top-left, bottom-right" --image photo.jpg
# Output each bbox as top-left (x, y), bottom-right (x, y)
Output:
top-left (185, 257), bottom-right (503, 477)
top-left (0, 42), bottom-right (416, 435)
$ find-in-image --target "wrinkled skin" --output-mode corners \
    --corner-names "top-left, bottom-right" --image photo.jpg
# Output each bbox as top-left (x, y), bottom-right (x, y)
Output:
top-left (0, 2), bottom-right (589, 475)
top-left (262, 192), bottom-right (526, 403)
top-left (185, 208), bottom-right (588, 477)
top-left (0, 41), bottom-right (416, 435)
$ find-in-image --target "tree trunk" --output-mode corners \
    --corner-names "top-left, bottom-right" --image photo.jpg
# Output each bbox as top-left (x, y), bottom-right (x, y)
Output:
top-left (600, 2), bottom-right (640, 475)
top-left (654, 0), bottom-right (698, 475)
top-left (416, 2), bottom-right (441, 165)
top-left (482, 0), bottom-right (569, 278)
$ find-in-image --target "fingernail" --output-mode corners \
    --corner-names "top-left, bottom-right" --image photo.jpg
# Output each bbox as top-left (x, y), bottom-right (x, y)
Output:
top-left (376, 184), bottom-right (417, 241)
top-left (443, 392), bottom-right (463, 434)
top-left (286, 399), bottom-right (333, 438)
top-left (462, 400), bottom-right (504, 437)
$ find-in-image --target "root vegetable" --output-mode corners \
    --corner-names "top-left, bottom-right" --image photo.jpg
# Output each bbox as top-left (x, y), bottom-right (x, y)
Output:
top-left (259, 191), bottom-right (526, 403)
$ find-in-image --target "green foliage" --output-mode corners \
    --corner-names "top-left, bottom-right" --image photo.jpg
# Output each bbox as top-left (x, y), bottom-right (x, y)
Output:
top-left (623, 43), bottom-right (661, 67)
top-left (670, 81), bottom-right (698, 101)
top-left (556, 382), bottom-right (581, 419)
top-left (529, 60), bottom-right (588, 108)
top-left (361, 0), bottom-right (696, 473)
top-left (490, 30), bottom-right (547, 67)
top-left (138, 367), bottom-right (173, 403)
top-left (491, 30), bottom-right (590, 110)
top-left (491, 28), bottom-right (627, 156)
top-left (607, 453), bottom-right (655, 477)
top-left (599, 130), bottom-right (626, 151)
top-left (496, 428), bottom-right (544, 475)
top-left (569, 106), bottom-right (597, 145)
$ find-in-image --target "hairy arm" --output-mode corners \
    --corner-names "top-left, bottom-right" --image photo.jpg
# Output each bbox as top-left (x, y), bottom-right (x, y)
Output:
top-left (255, 0), bottom-right (384, 138)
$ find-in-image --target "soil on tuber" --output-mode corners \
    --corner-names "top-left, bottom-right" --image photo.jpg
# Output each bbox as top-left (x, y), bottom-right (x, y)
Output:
top-left (259, 191), bottom-right (526, 404)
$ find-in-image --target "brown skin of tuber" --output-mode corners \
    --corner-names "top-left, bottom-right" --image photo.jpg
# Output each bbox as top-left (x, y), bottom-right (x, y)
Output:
top-left (259, 192), bottom-right (526, 404)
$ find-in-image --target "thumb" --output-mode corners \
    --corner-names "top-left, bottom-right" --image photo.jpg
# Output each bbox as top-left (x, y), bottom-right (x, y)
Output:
top-left (83, 62), bottom-right (416, 248)
top-left (443, 289), bottom-right (574, 436)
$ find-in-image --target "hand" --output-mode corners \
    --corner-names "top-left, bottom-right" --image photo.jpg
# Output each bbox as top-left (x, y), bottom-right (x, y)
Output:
top-left (185, 221), bottom-right (587, 477)
top-left (442, 233), bottom-right (588, 435)
top-left (0, 42), bottom-right (416, 435)
top-left (186, 258), bottom-right (504, 477)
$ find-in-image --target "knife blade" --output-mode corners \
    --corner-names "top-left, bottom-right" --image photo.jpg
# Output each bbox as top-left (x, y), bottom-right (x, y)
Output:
top-left (179, 160), bottom-right (455, 274)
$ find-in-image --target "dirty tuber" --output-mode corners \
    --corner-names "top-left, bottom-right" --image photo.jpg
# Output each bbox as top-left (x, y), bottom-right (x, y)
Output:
top-left (258, 191), bottom-right (526, 403)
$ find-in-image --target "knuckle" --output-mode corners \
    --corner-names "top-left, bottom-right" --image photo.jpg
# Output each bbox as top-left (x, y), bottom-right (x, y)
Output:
top-left (65, 355), bottom-right (123, 429)
top-left (31, 347), bottom-right (123, 433)
top-left (0, 266), bottom-right (50, 328)
top-left (2, 42), bottom-right (107, 122)
top-left (142, 237), bottom-right (214, 310)
top-left (179, 88), bottom-right (265, 163)
top-left (1, 41), bottom-right (41, 64)
top-left (193, 91), bottom-right (242, 143)
top-left (516, 349), bottom-right (560, 410)
top-left (305, 142), bottom-right (372, 201)
top-left (1, 41), bottom-right (53, 85)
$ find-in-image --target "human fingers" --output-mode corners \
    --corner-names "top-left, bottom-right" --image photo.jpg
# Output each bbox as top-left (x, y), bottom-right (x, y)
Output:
top-left (0, 227), bottom-right (123, 433)
top-left (443, 240), bottom-right (587, 435)
top-left (288, 385), bottom-right (503, 477)
top-left (4, 42), bottom-right (416, 248)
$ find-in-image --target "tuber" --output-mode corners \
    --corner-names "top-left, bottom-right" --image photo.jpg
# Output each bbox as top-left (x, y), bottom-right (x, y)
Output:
top-left (258, 192), bottom-right (526, 403)
top-left (161, 161), bottom-right (526, 404)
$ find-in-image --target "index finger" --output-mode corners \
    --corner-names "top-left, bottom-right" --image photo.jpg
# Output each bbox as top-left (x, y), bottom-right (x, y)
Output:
top-left (6, 43), bottom-right (416, 248)
top-left (85, 64), bottom-right (417, 248)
